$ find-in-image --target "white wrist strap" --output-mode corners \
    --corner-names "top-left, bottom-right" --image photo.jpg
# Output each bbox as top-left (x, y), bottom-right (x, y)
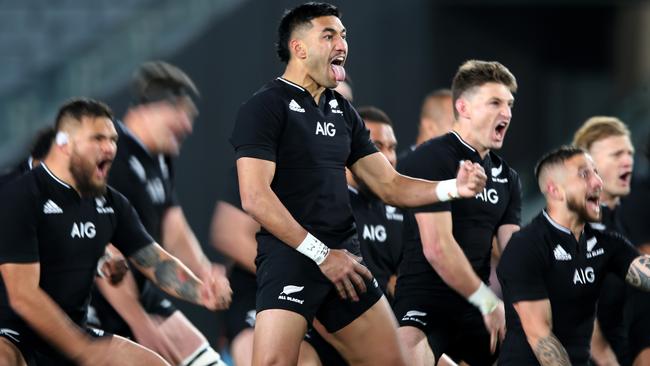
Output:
top-left (468, 282), bottom-right (499, 315)
top-left (296, 233), bottom-right (330, 265)
top-left (436, 179), bottom-right (459, 202)
top-left (96, 252), bottom-right (111, 278)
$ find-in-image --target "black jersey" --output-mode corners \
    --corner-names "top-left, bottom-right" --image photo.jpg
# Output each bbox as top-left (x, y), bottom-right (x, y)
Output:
top-left (230, 78), bottom-right (377, 246)
top-left (620, 174), bottom-right (650, 247)
top-left (108, 121), bottom-right (178, 243)
top-left (497, 211), bottom-right (638, 365)
top-left (397, 131), bottom-right (521, 296)
top-left (349, 186), bottom-right (403, 296)
top-left (0, 164), bottom-right (152, 326)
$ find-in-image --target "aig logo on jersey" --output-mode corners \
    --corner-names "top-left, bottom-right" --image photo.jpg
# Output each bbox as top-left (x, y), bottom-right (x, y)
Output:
top-left (362, 224), bottom-right (387, 242)
top-left (475, 188), bottom-right (499, 204)
top-left (315, 121), bottom-right (336, 137)
top-left (573, 266), bottom-right (595, 285)
top-left (71, 222), bottom-right (96, 239)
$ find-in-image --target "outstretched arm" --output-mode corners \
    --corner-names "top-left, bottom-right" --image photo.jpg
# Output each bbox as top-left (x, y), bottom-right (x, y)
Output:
top-left (514, 299), bottom-right (571, 366)
top-left (350, 152), bottom-right (486, 207)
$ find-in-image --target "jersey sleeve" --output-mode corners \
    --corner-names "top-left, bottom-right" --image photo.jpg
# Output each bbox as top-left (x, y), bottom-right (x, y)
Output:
top-left (162, 156), bottom-right (179, 209)
top-left (345, 103), bottom-right (378, 167)
top-left (0, 177), bottom-right (40, 263)
top-left (109, 189), bottom-right (154, 257)
top-left (498, 168), bottom-right (522, 227)
top-left (497, 231), bottom-right (549, 302)
top-left (221, 166), bottom-right (243, 210)
top-left (230, 92), bottom-right (285, 162)
top-left (397, 143), bottom-right (456, 213)
top-left (604, 232), bottom-right (640, 281)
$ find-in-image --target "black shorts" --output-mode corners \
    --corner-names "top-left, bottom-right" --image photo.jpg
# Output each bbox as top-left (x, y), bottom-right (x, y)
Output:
top-left (224, 265), bottom-right (258, 341)
top-left (304, 327), bottom-right (348, 366)
top-left (393, 293), bottom-right (497, 365)
top-left (596, 274), bottom-right (629, 365)
top-left (89, 276), bottom-right (177, 338)
top-left (625, 288), bottom-right (650, 360)
top-left (0, 323), bottom-right (111, 366)
top-left (255, 234), bottom-right (383, 332)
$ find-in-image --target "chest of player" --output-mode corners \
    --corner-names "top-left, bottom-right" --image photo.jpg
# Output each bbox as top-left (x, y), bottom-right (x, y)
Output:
top-left (277, 99), bottom-right (351, 167)
top-left (36, 196), bottom-right (115, 264)
top-left (353, 202), bottom-right (403, 246)
top-left (122, 154), bottom-right (172, 207)
top-left (451, 174), bottom-right (511, 225)
top-left (544, 234), bottom-right (609, 301)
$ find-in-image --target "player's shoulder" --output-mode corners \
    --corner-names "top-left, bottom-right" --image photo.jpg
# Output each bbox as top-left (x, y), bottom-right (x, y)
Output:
top-left (507, 215), bottom-right (548, 251)
top-left (588, 222), bottom-right (633, 247)
top-left (400, 133), bottom-right (458, 167)
top-left (488, 151), bottom-right (519, 180)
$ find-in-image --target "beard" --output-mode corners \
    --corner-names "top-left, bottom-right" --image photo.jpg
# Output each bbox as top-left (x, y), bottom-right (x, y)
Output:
top-left (566, 194), bottom-right (600, 223)
top-left (70, 149), bottom-right (106, 197)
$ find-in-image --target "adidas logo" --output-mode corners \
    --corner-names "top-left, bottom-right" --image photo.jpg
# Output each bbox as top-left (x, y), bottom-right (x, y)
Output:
top-left (289, 99), bottom-right (305, 113)
top-left (43, 200), bottom-right (63, 214)
top-left (553, 245), bottom-right (572, 261)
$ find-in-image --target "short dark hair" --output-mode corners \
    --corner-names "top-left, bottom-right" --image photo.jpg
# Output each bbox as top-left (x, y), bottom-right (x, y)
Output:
top-left (276, 2), bottom-right (340, 63)
top-left (451, 60), bottom-right (517, 119)
top-left (30, 126), bottom-right (56, 160)
top-left (357, 106), bottom-right (393, 126)
top-left (132, 61), bottom-right (199, 105)
top-left (534, 145), bottom-right (586, 183)
top-left (55, 98), bottom-right (114, 131)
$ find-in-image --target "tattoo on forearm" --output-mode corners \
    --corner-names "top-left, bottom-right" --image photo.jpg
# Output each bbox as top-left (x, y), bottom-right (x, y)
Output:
top-left (153, 259), bottom-right (200, 303)
top-left (131, 245), bottom-right (201, 303)
top-left (626, 256), bottom-right (650, 291)
top-left (533, 334), bottom-right (571, 366)
top-left (131, 245), bottom-right (158, 268)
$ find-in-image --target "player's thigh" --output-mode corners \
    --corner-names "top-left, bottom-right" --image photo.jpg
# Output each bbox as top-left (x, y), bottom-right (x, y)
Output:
top-left (252, 309), bottom-right (309, 366)
top-left (397, 326), bottom-right (434, 366)
top-left (108, 335), bottom-right (170, 366)
top-left (298, 341), bottom-right (323, 366)
top-left (331, 297), bottom-right (406, 366)
top-left (0, 337), bottom-right (26, 366)
top-left (231, 328), bottom-right (255, 366)
top-left (445, 310), bottom-right (497, 366)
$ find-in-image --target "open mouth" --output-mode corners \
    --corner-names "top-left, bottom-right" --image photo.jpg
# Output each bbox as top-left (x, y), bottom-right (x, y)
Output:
top-left (494, 121), bottom-right (509, 140)
top-left (619, 171), bottom-right (632, 185)
top-left (330, 55), bottom-right (346, 82)
top-left (96, 159), bottom-right (112, 178)
top-left (586, 192), bottom-right (601, 214)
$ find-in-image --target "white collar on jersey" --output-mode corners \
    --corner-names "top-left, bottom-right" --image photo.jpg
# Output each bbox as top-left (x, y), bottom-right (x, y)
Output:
top-left (542, 210), bottom-right (572, 235)
top-left (276, 77), bottom-right (306, 92)
top-left (450, 131), bottom-right (477, 153)
top-left (41, 163), bottom-right (71, 189)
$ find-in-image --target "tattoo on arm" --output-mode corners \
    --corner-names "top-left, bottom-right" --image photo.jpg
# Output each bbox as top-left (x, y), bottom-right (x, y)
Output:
top-left (131, 245), bottom-right (158, 268)
top-left (533, 334), bottom-right (571, 366)
top-left (626, 256), bottom-right (650, 291)
top-left (153, 260), bottom-right (199, 302)
top-left (131, 245), bottom-right (201, 303)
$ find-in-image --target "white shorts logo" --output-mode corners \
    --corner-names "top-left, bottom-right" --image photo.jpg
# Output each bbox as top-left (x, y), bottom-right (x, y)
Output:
top-left (402, 310), bottom-right (428, 326)
top-left (278, 285), bottom-right (305, 304)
